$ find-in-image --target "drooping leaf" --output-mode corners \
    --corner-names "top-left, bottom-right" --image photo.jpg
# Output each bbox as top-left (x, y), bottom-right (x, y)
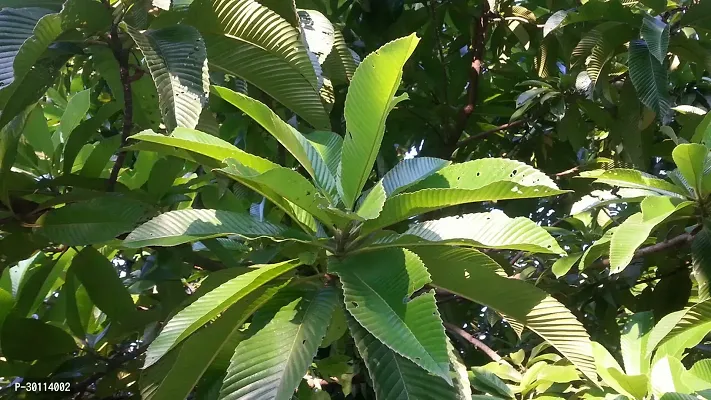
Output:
top-left (641, 15), bottom-right (670, 63)
top-left (628, 39), bottom-right (670, 119)
top-left (125, 24), bottom-right (210, 131)
top-left (36, 196), bottom-right (154, 246)
top-left (218, 285), bottom-right (337, 400)
top-left (212, 86), bottom-right (337, 198)
top-left (381, 157), bottom-right (451, 196)
top-left (415, 247), bottom-right (597, 382)
top-left (340, 34), bottom-right (419, 209)
top-left (142, 259), bottom-right (303, 368)
top-left (580, 169), bottom-right (687, 198)
top-left (348, 315), bottom-right (469, 400)
top-left (609, 196), bottom-right (694, 272)
top-left (140, 283), bottom-right (287, 400)
top-left (123, 209), bottom-right (306, 248)
top-left (366, 212), bottom-right (565, 255)
top-left (187, 0), bottom-right (329, 129)
top-left (328, 248), bottom-right (451, 381)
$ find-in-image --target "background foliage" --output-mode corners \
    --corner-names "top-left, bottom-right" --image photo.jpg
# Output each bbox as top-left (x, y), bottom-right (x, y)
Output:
top-left (1, 0), bottom-right (711, 399)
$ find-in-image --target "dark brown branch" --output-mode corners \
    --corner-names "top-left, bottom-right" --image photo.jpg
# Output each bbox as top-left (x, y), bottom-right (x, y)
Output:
top-left (106, 6), bottom-right (134, 192)
top-left (455, 118), bottom-right (527, 149)
top-left (444, 322), bottom-right (502, 362)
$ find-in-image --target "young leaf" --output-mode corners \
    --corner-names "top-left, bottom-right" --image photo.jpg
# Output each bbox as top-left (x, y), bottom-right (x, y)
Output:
top-left (340, 34), bottom-right (419, 209)
top-left (328, 248), bottom-right (451, 381)
top-left (123, 209), bottom-right (304, 248)
top-left (125, 24), bottom-right (210, 131)
top-left (142, 259), bottom-right (303, 368)
top-left (592, 341), bottom-right (648, 399)
top-left (620, 312), bottom-right (654, 376)
top-left (218, 285), bottom-right (338, 400)
top-left (356, 181), bottom-right (386, 220)
top-left (672, 143), bottom-right (709, 197)
top-left (415, 246), bottom-right (597, 382)
top-left (580, 169), bottom-right (687, 198)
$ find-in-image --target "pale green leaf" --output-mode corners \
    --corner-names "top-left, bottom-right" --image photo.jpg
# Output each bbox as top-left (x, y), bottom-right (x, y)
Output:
top-left (580, 169), bottom-right (687, 198)
top-left (304, 131), bottom-right (342, 180)
top-left (646, 299), bottom-right (711, 357)
top-left (123, 209), bottom-right (306, 248)
top-left (143, 259), bottom-right (303, 368)
top-left (340, 34), bottom-right (419, 209)
top-left (552, 253), bottom-right (582, 278)
top-left (218, 286), bottom-right (337, 400)
top-left (356, 181), bottom-right (386, 220)
top-left (651, 356), bottom-right (691, 397)
top-left (328, 248), bottom-right (451, 381)
top-left (125, 24), bottom-right (209, 131)
top-left (415, 247), bottom-right (597, 382)
top-left (592, 342), bottom-right (648, 399)
top-left (382, 157), bottom-right (450, 196)
top-left (59, 89), bottom-right (91, 142)
top-left (620, 312), bottom-right (654, 376)
top-left (672, 143), bottom-right (709, 197)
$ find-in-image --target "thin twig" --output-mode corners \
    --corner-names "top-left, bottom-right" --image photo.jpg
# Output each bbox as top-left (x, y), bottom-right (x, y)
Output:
top-left (455, 118), bottom-right (527, 149)
top-left (106, 4), bottom-right (134, 192)
top-left (444, 322), bottom-right (502, 362)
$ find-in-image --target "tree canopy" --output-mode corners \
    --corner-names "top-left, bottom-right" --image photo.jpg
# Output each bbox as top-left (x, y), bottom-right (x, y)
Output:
top-left (1, 0), bottom-right (711, 399)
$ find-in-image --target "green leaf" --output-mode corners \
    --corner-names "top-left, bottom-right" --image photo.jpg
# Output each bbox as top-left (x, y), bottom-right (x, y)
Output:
top-left (70, 247), bottom-right (137, 325)
top-left (63, 102), bottom-right (122, 175)
top-left (580, 169), bottom-right (687, 198)
top-left (415, 247), bottom-right (597, 382)
top-left (140, 283), bottom-right (286, 400)
top-left (36, 196), bottom-right (154, 246)
top-left (218, 285), bottom-right (338, 400)
top-left (382, 157), bottom-right (450, 196)
top-left (646, 299), bottom-right (711, 357)
top-left (305, 131), bottom-right (342, 180)
top-left (340, 34), bottom-right (419, 209)
top-left (322, 28), bottom-right (359, 86)
top-left (125, 24), bottom-right (209, 131)
top-left (124, 209), bottom-right (304, 248)
top-left (0, 108), bottom-right (32, 207)
top-left (693, 226), bottom-right (711, 301)
top-left (362, 159), bottom-right (567, 234)
top-left (641, 15), bottom-right (669, 63)
top-left (543, 10), bottom-right (568, 37)
top-left (356, 181), bottom-right (386, 220)
top-left (143, 259), bottom-right (303, 368)
top-left (13, 249), bottom-right (75, 316)
top-left (1, 316), bottom-right (77, 361)
top-left (651, 356), bottom-right (690, 397)
top-left (552, 253), bottom-right (582, 278)
top-left (130, 128), bottom-right (277, 171)
top-left (212, 86), bottom-right (337, 198)
top-left (365, 212), bottom-right (565, 255)
top-left (620, 312), bottom-right (654, 376)
top-left (628, 39), bottom-right (670, 119)
top-left (592, 341), bottom-right (648, 399)
top-left (256, 0), bottom-right (298, 26)
top-left (609, 196), bottom-right (694, 272)
top-left (328, 248), bottom-right (451, 381)
top-left (59, 89), bottom-right (91, 142)
top-left (672, 143), bottom-right (709, 197)
top-left (187, 0), bottom-right (329, 129)
top-left (348, 316), bottom-right (469, 400)
top-left (680, 1), bottom-right (711, 30)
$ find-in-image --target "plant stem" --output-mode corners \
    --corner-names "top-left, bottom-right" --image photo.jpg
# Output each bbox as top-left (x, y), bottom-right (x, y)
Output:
top-left (444, 322), bottom-right (502, 362)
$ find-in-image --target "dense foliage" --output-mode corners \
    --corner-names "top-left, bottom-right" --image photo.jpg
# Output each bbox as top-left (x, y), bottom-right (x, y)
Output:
top-left (1, 0), bottom-right (711, 399)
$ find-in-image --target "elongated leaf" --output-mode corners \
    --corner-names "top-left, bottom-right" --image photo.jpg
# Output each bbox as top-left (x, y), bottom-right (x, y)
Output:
top-left (212, 86), bottom-right (337, 198)
top-left (646, 299), bottom-right (711, 357)
top-left (356, 181), bottom-right (386, 220)
top-left (70, 247), bottom-right (137, 325)
top-left (124, 209), bottom-right (306, 248)
top-left (609, 196), bottom-right (694, 272)
top-left (693, 226), bottom-right (711, 301)
top-left (143, 259), bottom-right (303, 368)
top-left (140, 283), bottom-right (286, 400)
top-left (59, 89), bottom-right (91, 142)
top-left (216, 159), bottom-right (340, 228)
top-left (580, 169), bottom-right (686, 198)
top-left (348, 316), bottom-right (468, 400)
top-left (415, 247), bottom-right (597, 382)
top-left (366, 212), bottom-right (565, 255)
top-left (322, 28), bottom-right (359, 86)
top-left (305, 130), bottom-right (342, 179)
top-left (0, 108), bottom-right (31, 207)
top-left (382, 157), bottom-right (450, 196)
top-left (130, 128), bottom-right (277, 171)
top-left (629, 39), bottom-right (670, 119)
top-left (36, 196), bottom-right (154, 246)
top-left (340, 34), bottom-right (419, 209)
top-left (672, 143), bottom-right (709, 197)
top-left (592, 341), bottom-right (648, 399)
top-left (125, 24), bottom-right (209, 131)
top-left (188, 0), bottom-right (329, 129)
top-left (1, 316), bottom-right (77, 361)
top-left (218, 285), bottom-right (337, 400)
top-left (328, 248), bottom-right (451, 381)
top-left (641, 15), bottom-right (669, 63)
top-left (620, 312), bottom-right (654, 376)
